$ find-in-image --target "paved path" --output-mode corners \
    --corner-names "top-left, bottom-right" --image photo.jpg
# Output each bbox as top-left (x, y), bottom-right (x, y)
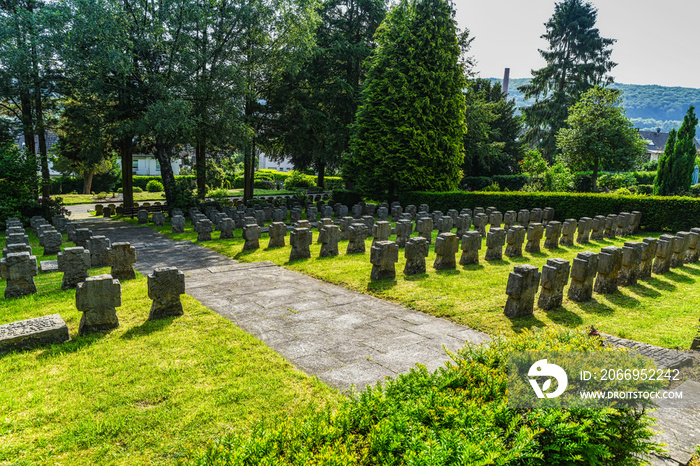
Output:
top-left (75, 215), bottom-right (489, 391)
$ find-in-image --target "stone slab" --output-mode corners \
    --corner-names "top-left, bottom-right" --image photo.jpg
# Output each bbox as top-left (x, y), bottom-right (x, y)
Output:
top-left (602, 333), bottom-right (694, 370)
top-left (39, 260), bottom-right (59, 274)
top-left (0, 314), bottom-right (69, 354)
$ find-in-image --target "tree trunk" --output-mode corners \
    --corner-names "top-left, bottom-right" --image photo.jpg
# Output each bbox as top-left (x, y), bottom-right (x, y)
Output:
top-left (19, 90), bottom-right (37, 196)
top-left (196, 138), bottom-right (206, 199)
top-left (154, 142), bottom-right (177, 207)
top-left (317, 162), bottom-right (325, 190)
top-left (83, 169), bottom-right (94, 194)
top-left (243, 142), bottom-right (255, 202)
top-left (592, 155), bottom-right (599, 192)
top-left (34, 91), bottom-right (50, 199)
top-left (120, 137), bottom-right (134, 207)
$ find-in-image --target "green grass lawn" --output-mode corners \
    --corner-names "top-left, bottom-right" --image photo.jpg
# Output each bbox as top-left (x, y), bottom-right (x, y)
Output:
top-left (57, 189), bottom-right (297, 206)
top-left (130, 216), bottom-right (700, 349)
top-left (0, 233), bottom-right (339, 465)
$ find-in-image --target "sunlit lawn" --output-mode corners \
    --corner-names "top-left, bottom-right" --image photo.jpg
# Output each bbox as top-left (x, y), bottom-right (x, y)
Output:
top-left (0, 230), bottom-right (339, 465)
top-left (130, 216), bottom-right (700, 349)
top-left (58, 189), bottom-right (297, 206)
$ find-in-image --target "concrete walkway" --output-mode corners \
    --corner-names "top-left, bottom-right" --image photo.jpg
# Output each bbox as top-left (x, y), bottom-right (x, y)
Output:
top-left (74, 214), bottom-right (489, 391)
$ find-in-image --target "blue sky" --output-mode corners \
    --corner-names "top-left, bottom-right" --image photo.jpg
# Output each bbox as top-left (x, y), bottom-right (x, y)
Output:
top-left (454, 0), bottom-right (700, 88)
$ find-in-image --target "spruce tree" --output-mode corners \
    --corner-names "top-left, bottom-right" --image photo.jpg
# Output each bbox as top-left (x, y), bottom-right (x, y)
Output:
top-left (519, 0), bottom-right (616, 160)
top-left (653, 130), bottom-right (676, 196)
top-left (344, 0), bottom-right (466, 199)
top-left (654, 106), bottom-right (698, 195)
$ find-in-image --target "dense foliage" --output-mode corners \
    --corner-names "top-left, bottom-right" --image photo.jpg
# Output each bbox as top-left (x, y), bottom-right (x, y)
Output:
top-left (193, 328), bottom-right (660, 465)
top-left (557, 86), bottom-right (647, 190)
top-left (463, 79), bottom-right (525, 177)
top-left (519, 0), bottom-right (616, 160)
top-left (397, 190), bottom-right (700, 231)
top-left (654, 106), bottom-right (699, 195)
top-left (344, 0), bottom-right (466, 199)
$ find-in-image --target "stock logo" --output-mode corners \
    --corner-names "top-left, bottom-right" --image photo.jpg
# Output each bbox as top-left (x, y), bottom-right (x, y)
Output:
top-left (528, 359), bottom-right (568, 399)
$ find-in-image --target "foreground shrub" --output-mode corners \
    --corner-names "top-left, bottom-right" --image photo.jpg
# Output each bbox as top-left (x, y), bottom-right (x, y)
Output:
top-left (284, 170), bottom-right (316, 189)
top-left (192, 328), bottom-right (661, 465)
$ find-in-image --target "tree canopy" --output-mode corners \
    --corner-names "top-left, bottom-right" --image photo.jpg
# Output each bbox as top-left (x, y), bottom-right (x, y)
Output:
top-left (519, 0), bottom-right (616, 160)
top-left (556, 86), bottom-right (645, 191)
top-left (344, 0), bottom-right (467, 199)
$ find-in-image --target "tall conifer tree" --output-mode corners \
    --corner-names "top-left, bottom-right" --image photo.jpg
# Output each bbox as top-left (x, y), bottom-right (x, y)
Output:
top-left (519, 0), bottom-right (616, 160)
top-left (654, 106), bottom-right (698, 195)
top-left (344, 0), bottom-right (466, 199)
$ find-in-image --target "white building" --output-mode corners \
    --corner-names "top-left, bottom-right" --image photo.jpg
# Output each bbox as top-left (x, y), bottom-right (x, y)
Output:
top-left (131, 153), bottom-right (181, 176)
top-left (258, 152), bottom-right (294, 172)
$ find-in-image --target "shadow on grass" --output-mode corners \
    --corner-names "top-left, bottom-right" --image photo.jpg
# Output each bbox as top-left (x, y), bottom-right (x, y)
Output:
top-left (36, 330), bottom-right (110, 359)
top-left (642, 276), bottom-right (677, 292)
top-left (367, 279), bottom-right (398, 291)
top-left (543, 305), bottom-right (584, 327)
top-left (483, 259), bottom-right (511, 267)
top-left (604, 291), bottom-right (641, 308)
top-left (403, 272), bottom-right (429, 281)
top-left (627, 281), bottom-right (662, 298)
top-left (663, 270), bottom-right (695, 284)
top-left (572, 298), bottom-right (616, 317)
top-left (460, 263), bottom-right (484, 271)
top-left (121, 316), bottom-right (175, 340)
top-left (508, 314), bottom-right (547, 332)
top-left (680, 264), bottom-right (700, 276)
top-left (434, 268), bottom-right (461, 277)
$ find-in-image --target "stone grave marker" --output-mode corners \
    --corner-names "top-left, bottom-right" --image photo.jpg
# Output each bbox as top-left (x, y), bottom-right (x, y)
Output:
top-left (543, 221), bottom-right (562, 249)
top-left (538, 258), bottom-right (570, 310)
top-left (404, 236), bottom-right (429, 275)
top-left (58, 247), bottom-right (91, 289)
top-left (485, 228), bottom-right (506, 261)
top-left (568, 251), bottom-right (598, 302)
top-left (347, 223), bottom-right (368, 254)
top-left (370, 241), bottom-right (399, 280)
top-left (289, 228), bottom-right (313, 260)
top-left (76, 274), bottom-right (121, 335)
top-left (594, 246), bottom-right (622, 294)
top-left (148, 267), bottom-right (186, 320)
top-left (504, 264), bottom-right (541, 318)
top-left (0, 314), bottom-right (69, 354)
top-left (0, 251), bottom-right (38, 298)
top-left (87, 235), bottom-right (111, 267)
top-left (319, 225), bottom-right (340, 257)
top-left (459, 231), bottom-right (481, 265)
top-left (505, 226), bottom-right (526, 258)
top-left (109, 242), bottom-right (136, 280)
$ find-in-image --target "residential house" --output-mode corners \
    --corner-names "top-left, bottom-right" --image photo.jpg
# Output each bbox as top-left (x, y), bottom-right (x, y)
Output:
top-left (639, 129), bottom-right (700, 161)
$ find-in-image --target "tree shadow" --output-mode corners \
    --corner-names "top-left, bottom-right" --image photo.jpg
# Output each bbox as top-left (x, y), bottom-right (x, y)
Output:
top-left (121, 316), bottom-right (175, 340)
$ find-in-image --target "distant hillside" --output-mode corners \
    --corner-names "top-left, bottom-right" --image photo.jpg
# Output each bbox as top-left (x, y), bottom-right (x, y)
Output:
top-left (486, 77), bottom-right (700, 134)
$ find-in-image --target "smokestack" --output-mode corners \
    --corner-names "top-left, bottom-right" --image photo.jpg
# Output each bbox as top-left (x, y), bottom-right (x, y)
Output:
top-left (502, 68), bottom-right (510, 96)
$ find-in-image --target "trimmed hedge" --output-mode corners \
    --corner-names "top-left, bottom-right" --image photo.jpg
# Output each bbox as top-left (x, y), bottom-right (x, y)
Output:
top-left (461, 175), bottom-right (531, 192)
top-left (132, 175), bottom-right (195, 190)
top-left (396, 190), bottom-right (700, 231)
top-left (331, 189), bottom-right (363, 207)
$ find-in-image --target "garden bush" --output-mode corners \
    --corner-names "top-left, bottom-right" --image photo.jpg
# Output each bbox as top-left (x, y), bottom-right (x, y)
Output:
top-left (632, 171), bottom-right (657, 185)
top-left (323, 176), bottom-right (344, 191)
top-left (460, 176), bottom-right (491, 191)
top-left (690, 184), bottom-right (700, 197)
top-left (492, 174), bottom-right (530, 191)
top-left (598, 172), bottom-right (637, 191)
top-left (636, 185), bottom-right (654, 195)
top-left (192, 328), bottom-right (661, 465)
top-left (145, 180), bottom-right (164, 192)
top-left (284, 170), bottom-right (316, 189)
top-left (396, 190), bottom-right (700, 231)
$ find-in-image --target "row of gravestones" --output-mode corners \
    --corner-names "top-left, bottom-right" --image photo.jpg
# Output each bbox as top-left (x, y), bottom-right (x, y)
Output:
top-left (1, 216), bottom-right (139, 298)
top-left (504, 229), bottom-right (700, 318)
top-left (0, 266), bottom-right (186, 355)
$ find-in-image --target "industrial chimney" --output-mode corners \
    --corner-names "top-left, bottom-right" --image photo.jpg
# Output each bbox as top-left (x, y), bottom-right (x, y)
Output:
top-left (502, 68), bottom-right (510, 96)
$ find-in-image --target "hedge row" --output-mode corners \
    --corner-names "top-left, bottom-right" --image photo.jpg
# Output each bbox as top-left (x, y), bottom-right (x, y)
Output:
top-left (396, 191), bottom-right (700, 232)
top-left (133, 175), bottom-right (195, 189)
top-left (461, 175), bottom-right (530, 191)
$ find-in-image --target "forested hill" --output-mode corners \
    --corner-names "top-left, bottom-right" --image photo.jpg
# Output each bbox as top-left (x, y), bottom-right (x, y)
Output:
top-left (486, 77), bottom-right (700, 134)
